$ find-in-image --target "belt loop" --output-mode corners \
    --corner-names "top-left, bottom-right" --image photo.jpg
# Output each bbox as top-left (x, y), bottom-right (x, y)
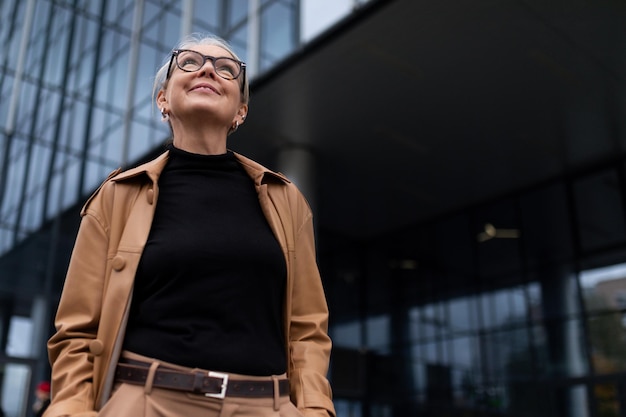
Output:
top-left (272, 375), bottom-right (280, 411)
top-left (144, 361), bottom-right (160, 394)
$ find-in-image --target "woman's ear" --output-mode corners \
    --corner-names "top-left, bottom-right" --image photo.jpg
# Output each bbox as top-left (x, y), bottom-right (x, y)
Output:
top-left (156, 89), bottom-right (167, 109)
top-left (237, 104), bottom-right (248, 124)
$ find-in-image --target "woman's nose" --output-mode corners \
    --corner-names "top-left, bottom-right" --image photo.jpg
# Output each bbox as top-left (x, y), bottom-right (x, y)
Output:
top-left (198, 60), bottom-right (216, 77)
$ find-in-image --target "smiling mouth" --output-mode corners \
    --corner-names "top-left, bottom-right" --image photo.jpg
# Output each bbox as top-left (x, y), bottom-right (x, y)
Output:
top-left (191, 85), bottom-right (218, 94)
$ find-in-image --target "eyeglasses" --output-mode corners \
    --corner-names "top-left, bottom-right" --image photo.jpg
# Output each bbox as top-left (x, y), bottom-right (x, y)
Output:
top-left (166, 49), bottom-right (246, 81)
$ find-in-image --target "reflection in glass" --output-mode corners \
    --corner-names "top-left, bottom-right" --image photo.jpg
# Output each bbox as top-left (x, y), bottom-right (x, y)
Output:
top-left (331, 321), bottom-right (361, 349)
top-left (587, 311), bottom-right (626, 374)
top-left (580, 262), bottom-right (626, 313)
top-left (447, 297), bottom-right (477, 333)
top-left (416, 341), bottom-right (440, 365)
top-left (7, 316), bottom-right (33, 358)
top-left (568, 385), bottom-right (590, 417)
top-left (1, 363), bottom-right (31, 417)
top-left (482, 331), bottom-right (512, 381)
top-left (593, 382), bottom-right (620, 417)
top-left (260, 1), bottom-right (296, 72)
top-left (416, 303), bottom-right (447, 339)
top-left (581, 263), bottom-right (626, 374)
top-left (450, 336), bottom-right (479, 371)
top-left (334, 399), bottom-right (362, 417)
top-left (365, 314), bottom-right (389, 353)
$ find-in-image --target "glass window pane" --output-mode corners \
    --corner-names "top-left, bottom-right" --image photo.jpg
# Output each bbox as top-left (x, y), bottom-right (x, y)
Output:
top-left (448, 296), bottom-right (479, 333)
top-left (487, 286), bottom-right (529, 329)
top-left (261, 1), bottom-right (297, 65)
top-left (526, 282), bottom-right (541, 319)
top-left (416, 341), bottom-right (440, 365)
top-left (1, 363), bottom-right (32, 417)
top-left (418, 304), bottom-right (446, 339)
top-left (580, 262), bottom-right (626, 314)
top-left (593, 382), bottom-right (622, 417)
top-left (2, 142), bottom-right (27, 216)
top-left (587, 311), bottom-right (626, 374)
top-left (228, 0), bottom-right (248, 27)
top-left (532, 318), bottom-right (588, 377)
top-left (86, 0), bottom-right (104, 15)
top-left (365, 314), bottom-right (389, 353)
top-left (333, 399), bottom-right (362, 417)
top-left (192, 0), bottom-right (220, 29)
top-left (331, 321), bottom-right (361, 349)
top-left (450, 335), bottom-right (480, 371)
top-left (20, 188), bottom-right (43, 233)
top-left (301, 0), bottom-right (355, 42)
top-left (6, 316), bottom-right (33, 357)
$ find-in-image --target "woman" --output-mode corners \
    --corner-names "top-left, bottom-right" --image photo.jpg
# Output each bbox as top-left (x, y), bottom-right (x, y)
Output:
top-left (45, 33), bottom-right (335, 417)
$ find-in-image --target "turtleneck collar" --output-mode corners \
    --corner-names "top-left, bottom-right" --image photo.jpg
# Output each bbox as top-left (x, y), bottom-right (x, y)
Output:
top-left (165, 143), bottom-right (237, 171)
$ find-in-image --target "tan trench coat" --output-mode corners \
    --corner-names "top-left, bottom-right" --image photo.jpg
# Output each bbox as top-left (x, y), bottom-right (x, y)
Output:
top-left (45, 150), bottom-right (335, 417)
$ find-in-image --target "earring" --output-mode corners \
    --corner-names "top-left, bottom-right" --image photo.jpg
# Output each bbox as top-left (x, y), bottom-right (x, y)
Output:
top-left (160, 108), bottom-right (169, 122)
top-left (231, 120), bottom-right (239, 133)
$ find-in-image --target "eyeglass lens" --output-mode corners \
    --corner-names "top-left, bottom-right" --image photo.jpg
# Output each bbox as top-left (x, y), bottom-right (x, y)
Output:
top-left (176, 50), bottom-right (241, 80)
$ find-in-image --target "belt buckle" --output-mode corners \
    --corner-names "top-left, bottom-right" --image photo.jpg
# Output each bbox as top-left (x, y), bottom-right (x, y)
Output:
top-left (206, 371), bottom-right (229, 399)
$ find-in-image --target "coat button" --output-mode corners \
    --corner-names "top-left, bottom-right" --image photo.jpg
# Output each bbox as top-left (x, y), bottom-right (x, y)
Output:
top-left (89, 340), bottom-right (104, 356)
top-left (112, 255), bottom-right (126, 271)
top-left (146, 188), bottom-right (154, 205)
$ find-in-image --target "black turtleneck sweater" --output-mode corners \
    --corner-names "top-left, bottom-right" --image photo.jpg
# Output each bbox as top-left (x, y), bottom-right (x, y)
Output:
top-left (123, 145), bottom-right (287, 375)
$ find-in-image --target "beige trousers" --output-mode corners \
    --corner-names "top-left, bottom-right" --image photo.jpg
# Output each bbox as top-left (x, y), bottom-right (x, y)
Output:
top-left (98, 351), bottom-right (303, 417)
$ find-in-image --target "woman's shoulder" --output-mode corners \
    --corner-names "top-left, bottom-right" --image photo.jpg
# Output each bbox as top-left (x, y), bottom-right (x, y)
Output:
top-left (80, 151), bottom-right (169, 215)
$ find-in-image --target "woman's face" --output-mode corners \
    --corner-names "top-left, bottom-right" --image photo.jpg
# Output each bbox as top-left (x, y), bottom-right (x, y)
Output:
top-left (158, 44), bottom-right (247, 129)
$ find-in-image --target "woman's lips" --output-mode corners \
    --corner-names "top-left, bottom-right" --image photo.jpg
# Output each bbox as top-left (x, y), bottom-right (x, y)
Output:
top-left (190, 83), bottom-right (219, 94)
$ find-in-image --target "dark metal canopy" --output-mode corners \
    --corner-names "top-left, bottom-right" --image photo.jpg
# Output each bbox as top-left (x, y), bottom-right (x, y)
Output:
top-left (235, 0), bottom-right (626, 238)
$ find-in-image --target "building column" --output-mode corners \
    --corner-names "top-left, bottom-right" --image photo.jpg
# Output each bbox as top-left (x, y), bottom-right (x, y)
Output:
top-left (277, 146), bottom-right (317, 215)
top-left (181, 0), bottom-right (194, 38)
top-left (121, 0), bottom-right (145, 167)
top-left (30, 297), bottom-right (49, 356)
top-left (541, 267), bottom-right (588, 417)
top-left (247, 0), bottom-right (261, 78)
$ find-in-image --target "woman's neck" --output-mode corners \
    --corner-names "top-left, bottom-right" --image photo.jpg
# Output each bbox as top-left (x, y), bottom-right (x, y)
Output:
top-left (169, 121), bottom-right (229, 155)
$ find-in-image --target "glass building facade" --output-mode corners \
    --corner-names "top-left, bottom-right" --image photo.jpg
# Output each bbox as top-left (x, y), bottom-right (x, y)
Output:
top-left (2, 1), bottom-right (626, 417)
top-left (0, 0), bottom-right (304, 257)
top-left (325, 163), bottom-right (626, 416)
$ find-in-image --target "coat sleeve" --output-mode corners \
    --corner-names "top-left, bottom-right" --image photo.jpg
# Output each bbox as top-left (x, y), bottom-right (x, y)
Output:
top-left (286, 188), bottom-right (336, 417)
top-left (44, 190), bottom-right (112, 417)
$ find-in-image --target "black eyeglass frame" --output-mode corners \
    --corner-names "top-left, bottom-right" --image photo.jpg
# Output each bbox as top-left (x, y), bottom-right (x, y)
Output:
top-left (166, 49), bottom-right (247, 91)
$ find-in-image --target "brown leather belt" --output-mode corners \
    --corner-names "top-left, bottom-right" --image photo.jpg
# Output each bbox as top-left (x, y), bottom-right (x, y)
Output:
top-left (115, 363), bottom-right (289, 398)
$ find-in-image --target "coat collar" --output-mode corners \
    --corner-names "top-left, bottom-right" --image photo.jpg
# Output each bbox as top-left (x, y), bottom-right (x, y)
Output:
top-left (110, 149), bottom-right (291, 186)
